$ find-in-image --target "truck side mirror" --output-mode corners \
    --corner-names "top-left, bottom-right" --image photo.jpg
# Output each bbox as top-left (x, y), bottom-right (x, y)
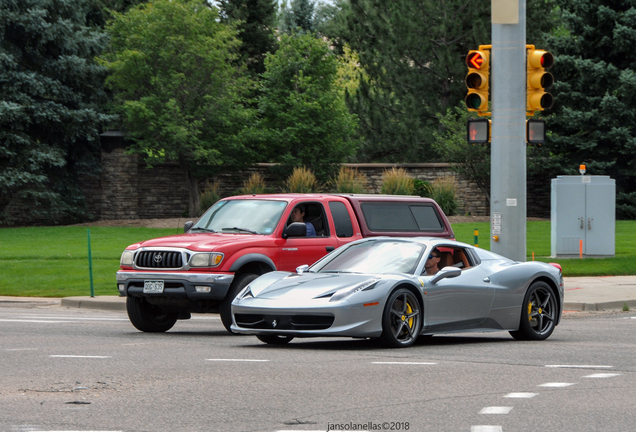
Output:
top-left (430, 266), bottom-right (461, 284)
top-left (282, 222), bottom-right (307, 239)
top-left (184, 221), bottom-right (194, 233)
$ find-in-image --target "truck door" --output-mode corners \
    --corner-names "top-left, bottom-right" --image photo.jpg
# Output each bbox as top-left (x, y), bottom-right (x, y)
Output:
top-left (278, 202), bottom-right (339, 271)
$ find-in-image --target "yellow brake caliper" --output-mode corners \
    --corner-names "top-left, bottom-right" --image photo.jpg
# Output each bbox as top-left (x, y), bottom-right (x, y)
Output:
top-left (527, 301), bottom-right (533, 321)
top-left (404, 303), bottom-right (414, 329)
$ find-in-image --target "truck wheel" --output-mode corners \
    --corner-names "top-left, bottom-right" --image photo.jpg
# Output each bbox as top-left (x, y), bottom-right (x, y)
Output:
top-left (220, 273), bottom-right (260, 333)
top-left (126, 297), bottom-right (178, 332)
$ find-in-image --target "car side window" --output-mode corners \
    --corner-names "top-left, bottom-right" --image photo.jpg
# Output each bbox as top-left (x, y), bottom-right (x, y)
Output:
top-left (328, 201), bottom-right (354, 238)
top-left (288, 202), bottom-right (330, 237)
top-left (432, 246), bottom-right (477, 272)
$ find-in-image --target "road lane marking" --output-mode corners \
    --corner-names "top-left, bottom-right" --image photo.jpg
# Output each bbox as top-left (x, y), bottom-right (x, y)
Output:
top-left (471, 426), bottom-right (503, 432)
top-left (0, 319), bottom-right (73, 323)
top-left (372, 361), bottom-right (437, 365)
top-left (479, 407), bottom-right (513, 415)
top-left (538, 382), bottom-right (575, 387)
top-left (18, 316), bottom-right (129, 321)
top-left (546, 364), bottom-right (612, 369)
top-left (206, 359), bottom-right (269, 362)
top-left (584, 373), bottom-right (621, 378)
top-left (5, 348), bottom-right (38, 351)
top-left (50, 355), bottom-right (112, 359)
top-left (504, 392), bottom-right (538, 398)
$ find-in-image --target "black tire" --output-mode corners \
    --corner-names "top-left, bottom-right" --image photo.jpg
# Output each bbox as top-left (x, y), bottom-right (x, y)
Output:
top-left (256, 334), bottom-right (294, 345)
top-left (126, 296), bottom-right (178, 333)
top-left (379, 288), bottom-right (422, 348)
top-left (509, 281), bottom-right (558, 341)
top-left (220, 273), bottom-right (260, 333)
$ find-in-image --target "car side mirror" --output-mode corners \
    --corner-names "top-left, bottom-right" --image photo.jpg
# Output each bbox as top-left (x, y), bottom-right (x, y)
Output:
top-left (184, 221), bottom-right (194, 233)
top-left (296, 264), bottom-right (309, 274)
top-left (282, 222), bottom-right (307, 239)
top-left (430, 266), bottom-right (461, 284)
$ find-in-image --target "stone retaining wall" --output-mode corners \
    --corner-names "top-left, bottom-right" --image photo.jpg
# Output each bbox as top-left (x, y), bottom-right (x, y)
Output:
top-left (81, 142), bottom-right (551, 221)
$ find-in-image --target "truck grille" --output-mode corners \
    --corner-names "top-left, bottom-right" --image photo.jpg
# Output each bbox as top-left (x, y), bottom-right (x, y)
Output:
top-left (135, 251), bottom-right (183, 269)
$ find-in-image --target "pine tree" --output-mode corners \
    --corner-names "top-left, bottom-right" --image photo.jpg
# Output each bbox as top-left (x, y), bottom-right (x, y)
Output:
top-left (219, 0), bottom-right (278, 75)
top-left (279, 0), bottom-right (315, 34)
top-left (0, 0), bottom-right (114, 225)
top-left (547, 0), bottom-right (636, 218)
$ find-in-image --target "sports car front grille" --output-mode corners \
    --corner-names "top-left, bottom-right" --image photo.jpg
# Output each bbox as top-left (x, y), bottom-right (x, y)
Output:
top-left (235, 314), bottom-right (334, 330)
top-left (135, 251), bottom-right (183, 269)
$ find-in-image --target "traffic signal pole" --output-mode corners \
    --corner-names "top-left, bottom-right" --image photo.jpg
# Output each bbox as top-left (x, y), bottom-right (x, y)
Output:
top-left (490, 0), bottom-right (527, 261)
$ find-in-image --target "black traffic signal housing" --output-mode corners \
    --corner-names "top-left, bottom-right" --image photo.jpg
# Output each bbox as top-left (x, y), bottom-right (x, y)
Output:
top-left (465, 49), bottom-right (491, 115)
top-left (526, 118), bottom-right (546, 144)
top-left (467, 118), bottom-right (491, 143)
top-left (527, 46), bottom-right (554, 114)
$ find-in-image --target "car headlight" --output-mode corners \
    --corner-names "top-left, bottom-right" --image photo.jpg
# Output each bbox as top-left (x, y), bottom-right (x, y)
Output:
top-left (189, 252), bottom-right (224, 268)
top-left (329, 278), bottom-right (380, 302)
top-left (120, 251), bottom-right (134, 266)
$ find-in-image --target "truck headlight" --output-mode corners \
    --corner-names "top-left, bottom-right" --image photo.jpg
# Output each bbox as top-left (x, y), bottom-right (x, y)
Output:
top-left (190, 252), bottom-right (224, 268)
top-left (120, 251), bottom-right (134, 266)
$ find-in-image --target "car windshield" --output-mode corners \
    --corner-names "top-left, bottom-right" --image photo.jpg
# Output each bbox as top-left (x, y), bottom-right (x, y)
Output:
top-left (315, 240), bottom-right (425, 275)
top-left (192, 199), bottom-right (287, 235)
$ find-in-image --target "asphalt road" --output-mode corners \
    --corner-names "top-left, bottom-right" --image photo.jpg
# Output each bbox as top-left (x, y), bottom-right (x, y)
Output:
top-left (1, 304), bottom-right (635, 432)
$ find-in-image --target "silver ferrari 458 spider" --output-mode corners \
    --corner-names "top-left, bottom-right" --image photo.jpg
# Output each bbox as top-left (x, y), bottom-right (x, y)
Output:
top-left (231, 237), bottom-right (564, 348)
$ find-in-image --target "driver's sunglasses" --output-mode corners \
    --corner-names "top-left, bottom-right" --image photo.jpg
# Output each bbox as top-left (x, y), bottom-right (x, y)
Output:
top-left (428, 254), bottom-right (439, 260)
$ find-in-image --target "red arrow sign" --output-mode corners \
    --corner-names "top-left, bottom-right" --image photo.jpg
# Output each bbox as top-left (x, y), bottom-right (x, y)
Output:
top-left (468, 52), bottom-right (484, 69)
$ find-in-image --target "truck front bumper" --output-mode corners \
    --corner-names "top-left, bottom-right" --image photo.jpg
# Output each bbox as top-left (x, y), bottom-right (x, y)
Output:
top-left (116, 271), bottom-right (235, 301)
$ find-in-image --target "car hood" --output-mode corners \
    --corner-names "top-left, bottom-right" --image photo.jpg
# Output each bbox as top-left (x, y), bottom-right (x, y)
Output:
top-left (129, 233), bottom-right (268, 252)
top-left (249, 272), bottom-right (382, 301)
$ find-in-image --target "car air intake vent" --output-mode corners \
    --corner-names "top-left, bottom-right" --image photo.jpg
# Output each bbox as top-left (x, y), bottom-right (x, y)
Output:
top-left (234, 314), bottom-right (334, 330)
top-left (135, 251), bottom-right (183, 269)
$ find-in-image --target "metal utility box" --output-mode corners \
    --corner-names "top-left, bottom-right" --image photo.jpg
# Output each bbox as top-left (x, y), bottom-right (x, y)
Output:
top-left (551, 176), bottom-right (615, 257)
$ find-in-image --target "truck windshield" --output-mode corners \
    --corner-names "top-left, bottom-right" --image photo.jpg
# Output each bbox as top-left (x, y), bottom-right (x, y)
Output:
top-left (193, 199), bottom-right (288, 235)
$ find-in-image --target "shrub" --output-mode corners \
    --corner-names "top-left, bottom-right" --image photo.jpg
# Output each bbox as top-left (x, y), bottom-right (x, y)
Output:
top-left (285, 167), bottom-right (319, 193)
top-left (430, 174), bottom-right (458, 216)
top-left (380, 168), bottom-right (414, 195)
top-left (331, 166), bottom-right (368, 193)
top-left (199, 181), bottom-right (221, 214)
top-left (239, 173), bottom-right (266, 195)
top-left (413, 179), bottom-right (432, 198)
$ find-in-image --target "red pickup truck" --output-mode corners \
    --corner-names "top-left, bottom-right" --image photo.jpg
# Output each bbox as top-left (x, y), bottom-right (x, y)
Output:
top-left (116, 194), bottom-right (454, 333)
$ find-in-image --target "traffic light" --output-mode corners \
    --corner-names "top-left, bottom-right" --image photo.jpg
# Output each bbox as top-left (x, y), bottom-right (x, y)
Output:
top-left (467, 118), bottom-right (490, 143)
top-left (526, 119), bottom-right (546, 144)
top-left (465, 50), bottom-right (490, 114)
top-left (527, 47), bottom-right (554, 113)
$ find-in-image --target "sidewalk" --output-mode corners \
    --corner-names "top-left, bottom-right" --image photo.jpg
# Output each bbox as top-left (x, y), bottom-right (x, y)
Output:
top-left (2, 276), bottom-right (636, 313)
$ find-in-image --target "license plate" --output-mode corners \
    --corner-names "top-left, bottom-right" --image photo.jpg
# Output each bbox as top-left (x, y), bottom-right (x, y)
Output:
top-left (143, 280), bottom-right (164, 294)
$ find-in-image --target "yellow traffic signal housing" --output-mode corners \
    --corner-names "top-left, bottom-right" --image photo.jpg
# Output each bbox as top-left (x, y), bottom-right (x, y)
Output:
top-left (527, 47), bottom-right (554, 113)
top-left (465, 50), bottom-right (490, 114)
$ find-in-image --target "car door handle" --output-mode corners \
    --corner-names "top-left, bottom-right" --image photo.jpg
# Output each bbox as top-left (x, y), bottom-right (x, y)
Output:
top-left (326, 246), bottom-right (335, 252)
top-left (483, 277), bottom-right (491, 283)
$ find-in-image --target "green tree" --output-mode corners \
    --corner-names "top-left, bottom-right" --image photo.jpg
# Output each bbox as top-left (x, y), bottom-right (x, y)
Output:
top-left (101, 0), bottom-right (254, 217)
top-left (0, 0), bottom-right (114, 225)
top-left (256, 33), bottom-right (359, 182)
top-left (279, 0), bottom-right (316, 34)
top-left (218, 0), bottom-right (278, 75)
top-left (547, 0), bottom-right (636, 219)
top-left (324, 0), bottom-right (556, 163)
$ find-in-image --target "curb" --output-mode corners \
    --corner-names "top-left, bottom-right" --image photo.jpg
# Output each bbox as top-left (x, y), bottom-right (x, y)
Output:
top-left (60, 296), bottom-right (126, 312)
top-left (563, 299), bottom-right (636, 312)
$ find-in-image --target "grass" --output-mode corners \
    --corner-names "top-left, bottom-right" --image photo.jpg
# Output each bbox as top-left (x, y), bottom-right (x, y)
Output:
top-left (452, 220), bottom-right (636, 277)
top-left (0, 226), bottom-right (180, 297)
top-left (1, 221), bottom-right (634, 298)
